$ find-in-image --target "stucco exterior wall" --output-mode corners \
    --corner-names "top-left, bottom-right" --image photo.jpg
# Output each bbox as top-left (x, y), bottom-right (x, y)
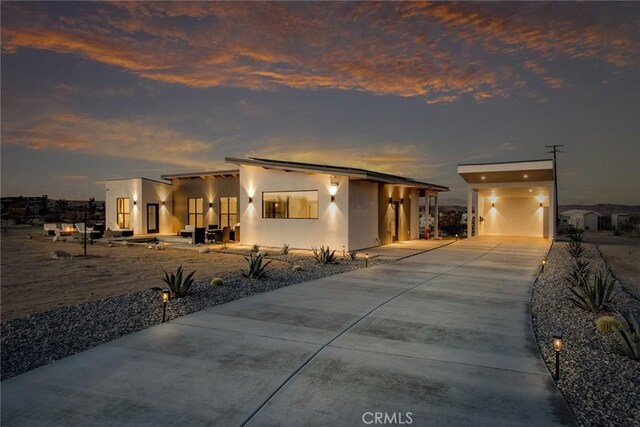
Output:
top-left (239, 165), bottom-right (348, 250)
top-left (106, 178), bottom-right (173, 235)
top-left (348, 180), bottom-right (379, 250)
top-left (170, 176), bottom-right (239, 231)
top-left (481, 196), bottom-right (544, 237)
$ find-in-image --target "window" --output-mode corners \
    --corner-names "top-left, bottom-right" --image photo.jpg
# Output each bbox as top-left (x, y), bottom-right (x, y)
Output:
top-left (262, 191), bottom-right (318, 219)
top-left (116, 198), bottom-right (130, 229)
top-left (220, 197), bottom-right (237, 227)
top-left (187, 198), bottom-right (204, 227)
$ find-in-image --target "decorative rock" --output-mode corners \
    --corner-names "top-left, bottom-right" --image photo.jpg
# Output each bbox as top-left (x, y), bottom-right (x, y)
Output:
top-left (147, 245), bottom-right (154, 249)
top-left (292, 265), bottom-right (304, 272)
top-left (198, 247), bottom-right (211, 254)
top-left (211, 278), bottom-right (223, 287)
top-left (50, 250), bottom-right (71, 260)
top-left (107, 244), bottom-right (114, 248)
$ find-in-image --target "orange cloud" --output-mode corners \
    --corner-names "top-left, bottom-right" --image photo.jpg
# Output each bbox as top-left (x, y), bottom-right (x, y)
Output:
top-left (1, 2), bottom-right (637, 103)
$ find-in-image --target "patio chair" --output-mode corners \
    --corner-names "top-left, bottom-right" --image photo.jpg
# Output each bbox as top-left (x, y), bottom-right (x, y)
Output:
top-left (179, 224), bottom-right (195, 238)
top-left (231, 225), bottom-right (240, 242)
top-left (222, 226), bottom-right (230, 243)
top-left (43, 223), bottom-right (59, 236)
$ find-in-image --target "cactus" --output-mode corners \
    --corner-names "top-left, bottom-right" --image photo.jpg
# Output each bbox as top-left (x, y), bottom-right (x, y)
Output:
top-left (611, 311), bottom-right (640, 360)
top-left (596, 316), bottom-right (620, 333)
top-left (211, 277), bottom-right (224, 287)
top-left (292, 265), bottom-right (304, 272)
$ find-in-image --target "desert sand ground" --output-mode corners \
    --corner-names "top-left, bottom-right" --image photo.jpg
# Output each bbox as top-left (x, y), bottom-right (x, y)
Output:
top-left (584, 231), bottom-right (640, 300)
top-left (1, 227), bottom-right (291, 322)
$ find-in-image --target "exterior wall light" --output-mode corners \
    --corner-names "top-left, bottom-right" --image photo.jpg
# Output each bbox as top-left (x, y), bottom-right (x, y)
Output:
top-left (524, 174), bottom-right (528, 178)
top-left (481, 176), bottom-right (486, 180)
top-left (492, 203), bottom-right (495, 208)
top-left (209, 202), bottom-right (213, 208)
top-left (400, 198), bottom-right (404, 204)
top-left (552, 332), bottom-right (563, 380)
top-left (162, 201), bottom-right (165, 206)
top-left (133, 200), bottom-right (137, 206)
top-left (540, 202), bottom-right (543, 207)
top-left (365, 253), bottom-right (369, 267)
top-left (248, 197), bottom-right (253, 203)
top-left (388, 197), bottom-right (393, 204)
top-left (331, 195), bottom-right (336, 203)
top-left (161, 289), bottom-right (170, 323)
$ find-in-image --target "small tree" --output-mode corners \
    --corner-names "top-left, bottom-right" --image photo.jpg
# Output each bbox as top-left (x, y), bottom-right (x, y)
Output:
top-left (88, 198), bottom-right (98, 218)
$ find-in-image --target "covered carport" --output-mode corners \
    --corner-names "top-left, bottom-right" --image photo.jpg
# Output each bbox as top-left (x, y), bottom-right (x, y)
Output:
top-left (458, 160), bottom-right (555, 238)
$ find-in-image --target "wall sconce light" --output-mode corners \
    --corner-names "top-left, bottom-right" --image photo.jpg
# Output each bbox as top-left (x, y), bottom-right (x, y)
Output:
top-left (162, 201), bottom-right (165, 206)
top-left (248, 197), bottom-right (253, 203)
top-left (388, 197), bottom-right (393, 204)
top-left (331, 195), bottom-right (336, 203)
top-left (209, 202), bottom-right (213, 208)
top-left (161, 289), bottom-right (170, 323)
top-left (523, 174), bottom-right (528, 178)
top-left (540, 202), bottom-right (543, 207)
top-left (331, 181), bottom-right (339, 188)
top-left (552, 332), bottom-right (564, 380)
top-left (365, 253), bottom-right (369, 267)
top-left (400, 198), bottom-right (404, 204)
top-left (133, 200), bottom-right (137, 206)
top-left (492, 203), bottom-right (495, 208)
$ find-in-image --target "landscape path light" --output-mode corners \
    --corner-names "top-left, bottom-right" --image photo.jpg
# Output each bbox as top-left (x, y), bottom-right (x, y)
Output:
top-left (161, 289), bottom-right (170, 323)
top-left (541, 259), bottom-right (546, 272)
top-left (365, 253), bottom-right (369, 267)
top-left (455, 234), bottom-right (458, 241)
top-left (552, 332), bottom-right (564, 381)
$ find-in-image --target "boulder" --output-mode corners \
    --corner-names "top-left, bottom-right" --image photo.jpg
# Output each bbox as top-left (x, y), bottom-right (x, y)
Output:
top-left (199, 247), bottom-right (211, 254)
top-left (50, 250), bottom-right (71, 260)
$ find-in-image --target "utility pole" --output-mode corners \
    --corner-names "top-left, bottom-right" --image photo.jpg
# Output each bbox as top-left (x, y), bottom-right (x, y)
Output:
top-left (546, 144), bottom-right (564, 233)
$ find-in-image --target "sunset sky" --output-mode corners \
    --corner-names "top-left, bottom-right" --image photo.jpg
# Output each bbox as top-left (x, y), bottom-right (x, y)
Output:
top-left (1, 1), bottom-right (639, 204)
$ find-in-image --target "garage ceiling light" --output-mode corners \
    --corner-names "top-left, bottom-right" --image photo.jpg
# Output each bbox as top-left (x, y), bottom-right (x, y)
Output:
top-left (481, 176), bottom-right (486, 180)
top-left (523, 174), bottom-right (528, 178)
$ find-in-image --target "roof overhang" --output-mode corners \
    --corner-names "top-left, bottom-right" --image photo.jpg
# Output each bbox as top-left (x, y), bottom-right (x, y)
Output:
top-left (226, 157), bottom-right (449, 191)
top-left (457, 159), bottom-right (553, 184)
top-left (161, 169), bottom-right (239, 180)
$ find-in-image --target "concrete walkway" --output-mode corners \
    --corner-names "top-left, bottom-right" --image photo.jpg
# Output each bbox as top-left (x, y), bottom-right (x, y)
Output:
top-left (1, 237), bottom-right (574, 426)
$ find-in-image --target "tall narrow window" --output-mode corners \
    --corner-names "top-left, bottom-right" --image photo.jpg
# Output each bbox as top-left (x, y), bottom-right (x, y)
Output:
top-left (187, 198), bottom-right (204, 227)
top-left (220, 197), bottom-right (237, 227)
top-left (116, 198), bottom-right (130, 229)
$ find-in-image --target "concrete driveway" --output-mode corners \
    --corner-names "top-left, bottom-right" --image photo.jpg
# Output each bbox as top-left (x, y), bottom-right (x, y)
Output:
top-left (1, 237), bottom-right (574, 426)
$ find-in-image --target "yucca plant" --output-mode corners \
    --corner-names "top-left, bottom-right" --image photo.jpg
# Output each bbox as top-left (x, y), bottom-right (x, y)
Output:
top-left (242, 253), bottom-right (272, 279)
top-left (162, 265), bottom-right (196, 298)
top-left (564, 259), bottom-right (591, 288)
top-left (347, 249), bottom-right (359, 260)
top-left (251, 243), bottom-right (260, 253)
top-left (566, 240), bottom-right (584, 259)
top-left (312, 246), bottom-right (337, 264)
top-left (281, 243), bottom-right (290, 255)
top-left (567, 271), bottom-right (617, 313)
top-left (611, 311), bottom-right (640, 360)
top-left (568, 227), bottom-right (584, 243)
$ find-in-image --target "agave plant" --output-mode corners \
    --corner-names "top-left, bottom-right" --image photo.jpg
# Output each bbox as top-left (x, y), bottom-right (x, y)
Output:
top-left (162, 265), bottom-right (196, 298)
top-left (242, 252), bottom-right (272, 279)
top-left (251, 243), bottom-right (260, 252)
top-left (568, 227), bottom-right (584, 243)
top-left (564, 259), bottom-right (591, 288)
top-left (281, 243), bottom-right (290, 255)
top-left (567, 271), bottom-right (617, 313)
top-left (347, 249), bottom-right (359, 261)
top-left (611, 311), bottom-right (640, 360)
top-left (566, 240), bottom-right (584, 259)
top-left (312, 246), bottom-right (337, 264)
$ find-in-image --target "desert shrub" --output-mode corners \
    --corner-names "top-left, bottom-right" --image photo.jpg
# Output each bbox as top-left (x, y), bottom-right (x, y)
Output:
top-left (347, 250), bottom-right (359, 260)
top-left (312, 246), bottom-right (337, 265)
top-left (564, 259), bottom-right (591, 288)
top-left (568, 227), bottom-right (584, 243)
top-left (598, 312), bottom-right (640, 360)
top-left (566, 240), bottom-right (584, 259)
top-left (242, 253), bottom-right (271, 279)
top-left (567, 271), bottom-right (617, 313)
top-left (162, 265), bottom-right (196, 298)
top-left (281, 243), bottom-right (290, 255)
top-left (251, 243), bottom-right (260, 253)
top-left (211, 277), bottom-right (224, 287)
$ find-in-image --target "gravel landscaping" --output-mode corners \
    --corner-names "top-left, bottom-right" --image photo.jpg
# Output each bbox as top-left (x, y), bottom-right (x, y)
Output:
top-left (1, 252), bottom-right (389, 381)
top-left (532, 241), bottom-right (640, 426)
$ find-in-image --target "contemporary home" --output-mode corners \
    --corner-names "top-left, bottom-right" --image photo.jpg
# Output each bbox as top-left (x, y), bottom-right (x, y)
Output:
top-left (458, 159), bottom-right (555, 238)
top-left (105, 157), bottom-right (449, 250)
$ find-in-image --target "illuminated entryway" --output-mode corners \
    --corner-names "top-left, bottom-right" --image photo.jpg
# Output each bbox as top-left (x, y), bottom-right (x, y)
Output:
top-left (458, 160), bottom-right (555, 238)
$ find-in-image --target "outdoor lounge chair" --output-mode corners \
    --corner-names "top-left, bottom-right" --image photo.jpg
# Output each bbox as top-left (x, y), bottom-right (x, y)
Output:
top-left (179, 224), bottom-right (195, 238)
top-left (43, 223), bottom-right (59, 236)
top-left (75, 223), bottom-right (102, 239)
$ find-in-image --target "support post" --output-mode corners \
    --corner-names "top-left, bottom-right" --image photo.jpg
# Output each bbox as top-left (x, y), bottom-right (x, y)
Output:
top-left (434, 195), bottom-right (439, 238)
top-left (467, 186), bottom-right (473, 238)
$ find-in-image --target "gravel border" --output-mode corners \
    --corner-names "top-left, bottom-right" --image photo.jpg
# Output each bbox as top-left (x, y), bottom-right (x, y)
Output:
top-left (531, 242), bottom-right (640, 426)
top-left (1, 254), bottom-right (389, 381)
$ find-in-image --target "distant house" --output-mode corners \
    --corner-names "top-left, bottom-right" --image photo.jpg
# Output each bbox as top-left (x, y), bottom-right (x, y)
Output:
top-left (105, 157), bottom-right (449, 250)
top-left (611, 213), bottom-right (630, 229)
top-left (560, 209), bottom-right (601, 231)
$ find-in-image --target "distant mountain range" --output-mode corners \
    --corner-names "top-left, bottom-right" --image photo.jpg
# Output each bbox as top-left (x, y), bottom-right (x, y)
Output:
top-left (438, 204), bottom-right (640, 215)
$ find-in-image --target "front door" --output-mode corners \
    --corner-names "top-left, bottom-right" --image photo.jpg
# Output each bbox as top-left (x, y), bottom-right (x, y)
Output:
top-left (147, 203), bottom-right (159, 234)
top-left (392, 201), bottom-right (399, 242)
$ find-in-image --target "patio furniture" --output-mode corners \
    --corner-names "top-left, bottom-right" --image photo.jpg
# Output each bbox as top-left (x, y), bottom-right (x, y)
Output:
top-left (75, 223), bottom-right (102, 240)
top-left (206, 227), bottom-right (222, 244)
top-left (230, 224), bottom-right (240, 242)
top-left (43, 223), bottom-right (59, 236)
top-left (193, 227), bottom-right (206, 245)
top-left (222, 226), bottom-right (230, 243)
top-left (179, 224), bottom-right (195, 238)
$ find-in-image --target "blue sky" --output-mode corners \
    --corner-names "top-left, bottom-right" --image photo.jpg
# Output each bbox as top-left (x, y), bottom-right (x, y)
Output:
top-left (1, 1), bottom-right (639, 204)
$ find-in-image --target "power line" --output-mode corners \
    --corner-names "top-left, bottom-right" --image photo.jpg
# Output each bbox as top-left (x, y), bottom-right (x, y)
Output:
top-left (546, 144), bottom-right (565, 235)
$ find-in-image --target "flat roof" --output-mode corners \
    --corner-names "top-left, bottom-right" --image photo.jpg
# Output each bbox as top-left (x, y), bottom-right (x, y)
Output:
top-left (458, 159), bottom-right (554, 184)
top-left (160, 169), bottom-right (240, 180)
top-left (225, 157), bottom-right (449, 191)
top-left (105, 177), bottom-right (172, 186)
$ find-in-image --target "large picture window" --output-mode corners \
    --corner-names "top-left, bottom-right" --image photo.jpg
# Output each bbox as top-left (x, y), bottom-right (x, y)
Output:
top-left (187, 198), bottom-right (204, 227)
top-left (263, 191), bottom-right (318, 219)
top-left (116, 198), bottom-right (130, 229)
top-left (220, 197), bottom-right (237, 227)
